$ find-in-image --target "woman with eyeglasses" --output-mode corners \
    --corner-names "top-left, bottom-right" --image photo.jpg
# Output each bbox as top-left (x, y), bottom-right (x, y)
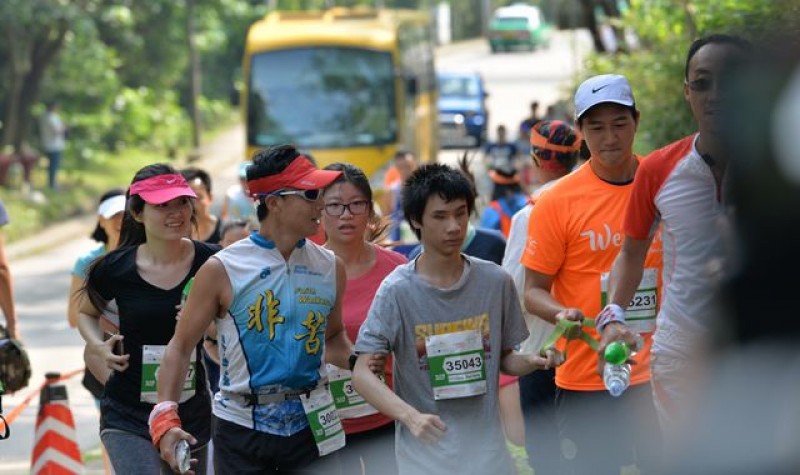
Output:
top-left (78, 164), bottom-right (220, 474)
top-left (320, 163), bottom-right (406, 475)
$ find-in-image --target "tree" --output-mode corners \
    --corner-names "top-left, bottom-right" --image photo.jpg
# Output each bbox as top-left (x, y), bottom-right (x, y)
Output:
top-left (0, 1), bottom-right (87, 152)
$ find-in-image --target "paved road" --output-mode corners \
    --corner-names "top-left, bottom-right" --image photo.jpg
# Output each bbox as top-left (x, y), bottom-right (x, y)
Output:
top-left (0, 30), bottom-right (590, 472)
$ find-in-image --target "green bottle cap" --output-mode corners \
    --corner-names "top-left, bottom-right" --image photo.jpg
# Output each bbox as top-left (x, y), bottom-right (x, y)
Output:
top-left (604, 341), bottom-right (630, 365)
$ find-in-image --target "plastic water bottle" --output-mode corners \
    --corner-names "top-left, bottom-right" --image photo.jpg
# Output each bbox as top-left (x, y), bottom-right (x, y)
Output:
top-left (603, 361), bottom-right (631, 397)
top-left (602, 340), bottom-right (636, 397)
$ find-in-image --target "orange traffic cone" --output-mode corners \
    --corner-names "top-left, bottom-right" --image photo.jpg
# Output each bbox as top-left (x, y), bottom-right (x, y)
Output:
top-left (30, 372), bottom-right (84, 474)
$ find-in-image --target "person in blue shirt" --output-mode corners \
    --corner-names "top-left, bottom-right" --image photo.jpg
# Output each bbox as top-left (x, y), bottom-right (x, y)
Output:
top-left (480, 170), bottom-right (528, 238)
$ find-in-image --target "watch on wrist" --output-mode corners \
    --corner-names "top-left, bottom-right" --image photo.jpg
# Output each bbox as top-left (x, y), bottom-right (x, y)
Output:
top-left (348, 353), bottom-right (358, 371)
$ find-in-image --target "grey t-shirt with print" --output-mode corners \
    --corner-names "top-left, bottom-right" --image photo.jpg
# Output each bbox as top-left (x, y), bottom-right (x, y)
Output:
top-left (356, 255), bottom-right (529, 475)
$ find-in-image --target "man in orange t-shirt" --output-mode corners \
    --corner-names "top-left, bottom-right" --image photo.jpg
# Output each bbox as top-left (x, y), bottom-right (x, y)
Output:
top-left (522, 74), bottom-right (662, 474)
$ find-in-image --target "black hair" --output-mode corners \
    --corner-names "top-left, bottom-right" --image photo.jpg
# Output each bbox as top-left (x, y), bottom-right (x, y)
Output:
top-left (323, 162), bottom-right (392, 243)
top-left (323, 162), bottom-right (373, 205)
top-left (685, 34), bottom-right (752, 79)
top-left (577, 104), bottom-right (638, 127)
top-left (116, 163), bottom-right (193, 249)
top-left (249, 145), bottom-right (306, 221)
top-left (90, 188), bottom-right (125, 243)
top-left (402, 163), bottom-right (475, 240)
top-left (393, 150), bottom-right (413, 161)
top-left (221, 218), bottom-right (249, 237)
top-left (455, 152), bottom-right (479, 199)
top-left (84, 163), bottom-right (194, 311)
top-left (181, 167), bottom-right (213, 194)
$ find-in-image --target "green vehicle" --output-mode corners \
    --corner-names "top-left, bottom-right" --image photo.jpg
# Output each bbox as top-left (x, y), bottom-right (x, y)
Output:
top-left (488, 4), bottom-right (552, 53)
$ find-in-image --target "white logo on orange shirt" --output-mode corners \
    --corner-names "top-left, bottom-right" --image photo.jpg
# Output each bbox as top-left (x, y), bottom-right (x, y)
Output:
top-left (580, 223), bottom-right (622, 251)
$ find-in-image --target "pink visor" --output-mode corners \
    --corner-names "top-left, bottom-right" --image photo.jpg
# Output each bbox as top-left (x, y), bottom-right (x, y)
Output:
top-left (129, 173), bottom-right (197, 205)
top-left (247, 157), bottom-right (342, 197)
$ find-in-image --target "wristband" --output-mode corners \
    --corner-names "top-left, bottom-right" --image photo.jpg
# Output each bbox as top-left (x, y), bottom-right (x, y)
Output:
top-left (148, 401), bottom-right (181, 448)
top-left (596, 304), bottom-right (626, 334)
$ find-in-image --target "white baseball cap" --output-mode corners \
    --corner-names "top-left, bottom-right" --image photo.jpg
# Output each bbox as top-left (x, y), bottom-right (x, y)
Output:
top-left (574, 74), bottom-right (636, 121)
top-left (97, 194), bottom-right (126, 219)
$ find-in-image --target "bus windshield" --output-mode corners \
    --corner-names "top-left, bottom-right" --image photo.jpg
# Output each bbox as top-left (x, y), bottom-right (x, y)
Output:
top-left (248, 47), bottom-right (396, 149)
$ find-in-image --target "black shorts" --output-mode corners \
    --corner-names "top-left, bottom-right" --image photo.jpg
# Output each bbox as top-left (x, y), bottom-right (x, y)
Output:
top-left (213, 416), bottom-right (342, 474)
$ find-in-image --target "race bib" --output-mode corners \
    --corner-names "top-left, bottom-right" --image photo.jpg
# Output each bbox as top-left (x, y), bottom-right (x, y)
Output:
top-left (601, 267), bottom-right (658, 333)
top-left (326, 364), bottom-right (381, 419)
top-left (300, 386), bottom-right (346, 456)
top-left (425, 329), bottom-right (487, 400)
top-left (141, 345), bottom-right (196, 404)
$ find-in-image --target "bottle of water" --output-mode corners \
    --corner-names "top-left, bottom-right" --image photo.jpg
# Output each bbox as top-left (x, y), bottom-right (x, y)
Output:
top-left (603, 361), bottom-right (631, 397)
top-left (602, 340), bottom-right (637, 397)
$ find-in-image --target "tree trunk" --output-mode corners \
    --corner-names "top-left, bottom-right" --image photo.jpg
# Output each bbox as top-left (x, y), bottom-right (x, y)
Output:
top-left (2, 28), bottom-right (24, 149)
top-left (2, 20), bottom-right (67, 153)
top-left (579, 0), bottom-right (607, 53)
top-left (186, 0), bottom-right (202, 153)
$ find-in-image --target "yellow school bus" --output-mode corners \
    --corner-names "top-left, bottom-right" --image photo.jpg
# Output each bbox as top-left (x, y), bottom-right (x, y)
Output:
top-left (242, 7), bottom-right (438, 181)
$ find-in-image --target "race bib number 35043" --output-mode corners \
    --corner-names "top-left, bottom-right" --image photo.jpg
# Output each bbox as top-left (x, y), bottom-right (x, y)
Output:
top-left (425, 329), bottom-right (487, 400)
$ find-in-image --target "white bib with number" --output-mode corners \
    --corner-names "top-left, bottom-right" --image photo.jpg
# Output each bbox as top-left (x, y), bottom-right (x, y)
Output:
top-left (300, 386), bottom-right (346, 456)
top-left (326, 364), bottom-right (380, 419)
top-left (425, 329), bottom-right (487, 400)
top-left (600, 267), bottom-right (658, 333)
top-left (140, 345), bottom-right (196, 404)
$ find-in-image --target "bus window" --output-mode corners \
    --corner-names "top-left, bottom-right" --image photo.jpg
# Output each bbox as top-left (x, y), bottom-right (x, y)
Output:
top-left (247, 47), bottom-right (397, 149)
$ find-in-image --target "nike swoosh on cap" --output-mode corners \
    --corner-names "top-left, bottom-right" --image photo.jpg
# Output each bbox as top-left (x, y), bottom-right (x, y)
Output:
top-left (591, 85), bottom-right (610, 93)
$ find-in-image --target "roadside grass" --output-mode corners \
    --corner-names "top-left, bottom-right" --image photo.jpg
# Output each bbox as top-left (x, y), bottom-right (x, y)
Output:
top-left (0, 148), bottom-right (174, 244)
top-left (0, 111), bottom-right (239, 244)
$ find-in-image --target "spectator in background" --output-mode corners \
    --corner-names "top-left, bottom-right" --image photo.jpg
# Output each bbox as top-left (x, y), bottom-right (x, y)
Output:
top-left (484, 124), bottom-right (519, 175)
top-left (518, 101), bottom-right (542, 146)
top-left (39, 101), bottom-right (67, 189)
top-left (218, 219), bottom-right (251, 248)
top-left (182, 167), bottom-right (222, 244)
top-left (480, 169), bottom-right (528, 238)
top-left (220, 161), bottom-right (256, 224)
top-left (0, 199), bottom-right (17, 341)
top-left (387, 150), bottom-right (418, 243)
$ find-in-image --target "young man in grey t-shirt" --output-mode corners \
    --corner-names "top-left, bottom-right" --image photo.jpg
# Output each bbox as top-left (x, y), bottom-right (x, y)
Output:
top-left (353, 164), bottom-right (557, 475)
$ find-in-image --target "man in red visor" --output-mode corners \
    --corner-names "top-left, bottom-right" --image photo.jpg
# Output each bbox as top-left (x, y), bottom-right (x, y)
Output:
top-left (152, 145), bottom-right (382, 473)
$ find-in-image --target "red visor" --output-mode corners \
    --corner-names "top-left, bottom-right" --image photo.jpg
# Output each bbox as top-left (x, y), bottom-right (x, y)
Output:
top-left (129, 174), bottom-right (196, 205)
top-left (247, 157), bottom-right (342, 197)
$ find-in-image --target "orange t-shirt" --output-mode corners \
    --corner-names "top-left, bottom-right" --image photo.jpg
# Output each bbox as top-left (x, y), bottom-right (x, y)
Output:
top-left (521, 161), bottom-right (662, 391)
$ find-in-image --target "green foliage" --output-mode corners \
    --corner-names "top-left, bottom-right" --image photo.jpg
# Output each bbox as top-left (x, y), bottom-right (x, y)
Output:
top-left (582, 0), bottom-right (800, 153)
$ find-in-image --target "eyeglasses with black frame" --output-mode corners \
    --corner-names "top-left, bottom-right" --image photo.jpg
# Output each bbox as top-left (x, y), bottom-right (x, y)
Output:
top-left (324, 200), bottom-right (370, 217)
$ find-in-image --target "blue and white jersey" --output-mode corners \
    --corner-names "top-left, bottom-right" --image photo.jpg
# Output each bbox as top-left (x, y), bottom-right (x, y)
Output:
top-left (212, 232), bottom-right (337, 435)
